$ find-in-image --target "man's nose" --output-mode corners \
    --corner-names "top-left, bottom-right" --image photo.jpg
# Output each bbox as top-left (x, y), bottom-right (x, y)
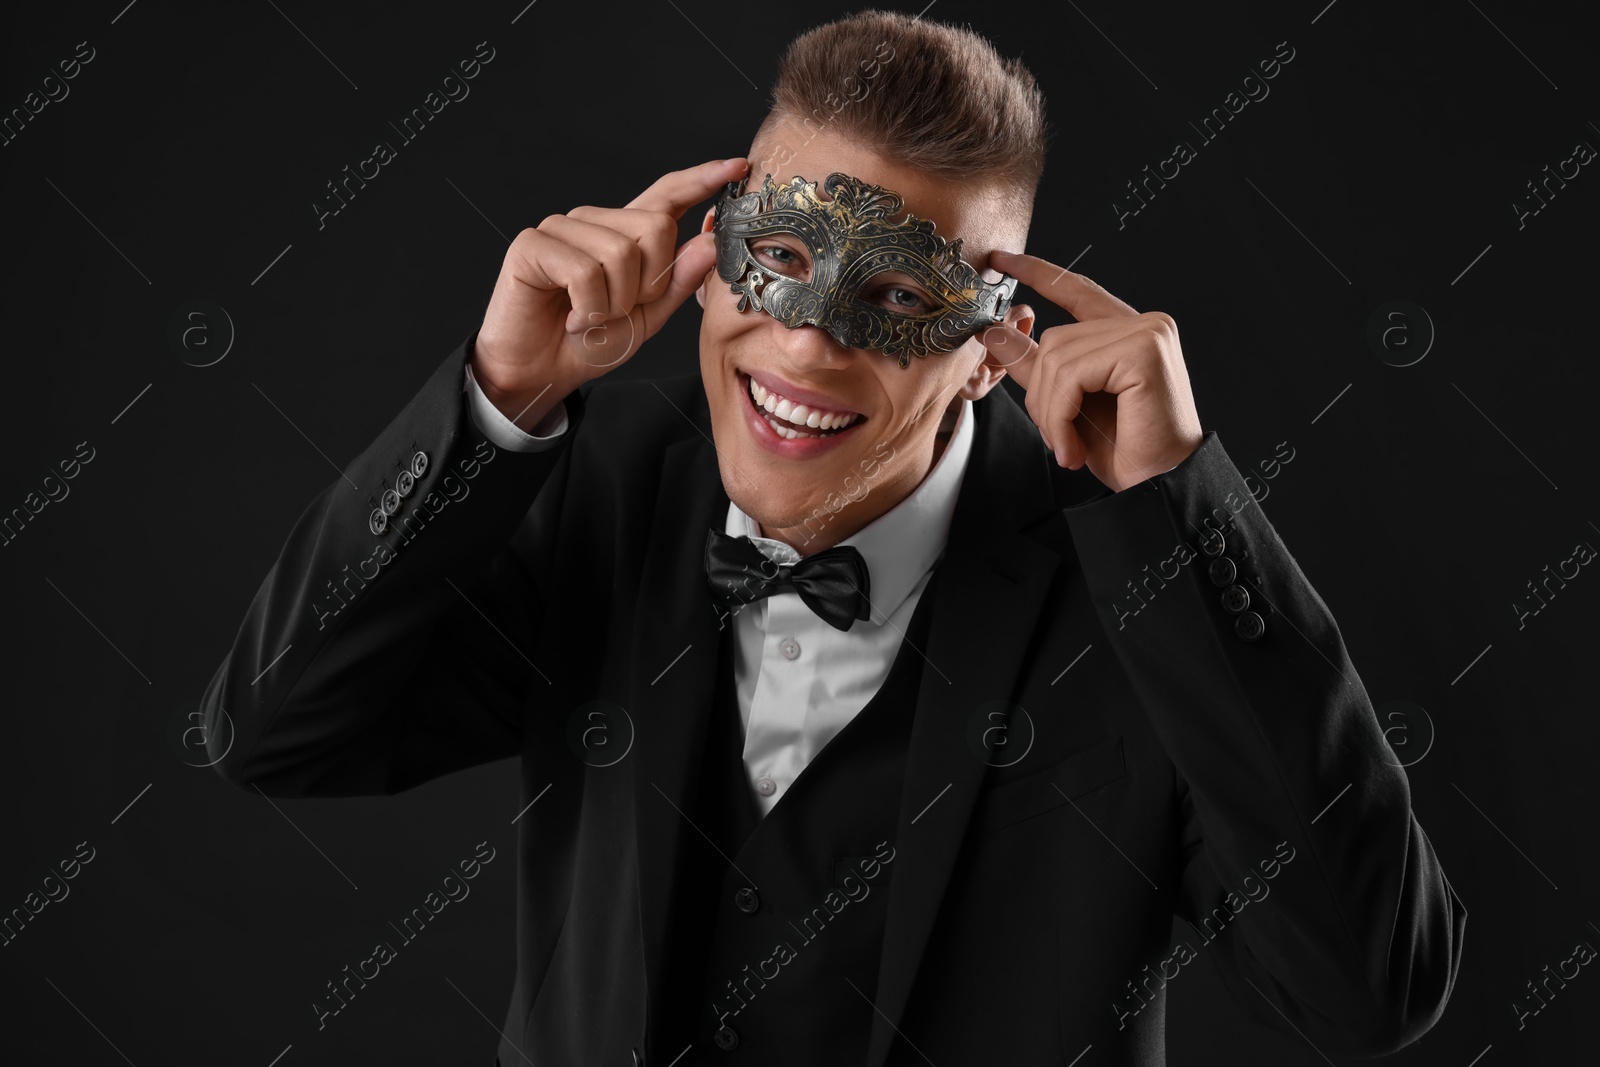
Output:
top-left (769, 315), bottom-right (856, 366)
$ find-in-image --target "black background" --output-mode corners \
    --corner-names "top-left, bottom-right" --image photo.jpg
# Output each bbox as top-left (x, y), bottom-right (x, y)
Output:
top-left (1, 0), bottom-right (1595, 1063)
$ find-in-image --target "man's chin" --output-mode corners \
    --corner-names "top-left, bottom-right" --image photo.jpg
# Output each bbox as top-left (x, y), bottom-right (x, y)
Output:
top-left (722, 491), bottom-right (827, 535)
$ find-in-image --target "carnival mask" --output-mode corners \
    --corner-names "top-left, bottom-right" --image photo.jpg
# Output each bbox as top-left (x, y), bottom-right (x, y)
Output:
top-left (711, 171), bottom-right (1018, 368)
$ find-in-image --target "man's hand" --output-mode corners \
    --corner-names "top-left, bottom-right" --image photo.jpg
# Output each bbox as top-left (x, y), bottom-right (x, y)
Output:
top-left (979, 250), bottom-right (1204, 493)
top-left (472, 156), bottom-right (750, 430)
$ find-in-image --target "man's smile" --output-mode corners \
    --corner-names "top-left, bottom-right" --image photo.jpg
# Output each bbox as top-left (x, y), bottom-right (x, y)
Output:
top-left (734, 368), bottom-right (869, 453)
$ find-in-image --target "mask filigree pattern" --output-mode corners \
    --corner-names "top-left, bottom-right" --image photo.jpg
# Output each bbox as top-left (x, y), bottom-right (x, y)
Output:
top-left (712, 172), bottom-right (1017, 368)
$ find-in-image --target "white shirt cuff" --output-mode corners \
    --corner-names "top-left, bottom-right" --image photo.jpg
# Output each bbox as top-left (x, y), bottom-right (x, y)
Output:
top-left (463, 362), bottom-right (569, 452)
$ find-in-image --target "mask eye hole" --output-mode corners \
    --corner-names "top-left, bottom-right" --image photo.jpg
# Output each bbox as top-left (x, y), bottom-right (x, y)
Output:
top-left (858, 270), bottom-right (946, 316)
top-left (749, 239), bottom-right (810, 279)
top-left (867, 279), bottom-right (938, 315)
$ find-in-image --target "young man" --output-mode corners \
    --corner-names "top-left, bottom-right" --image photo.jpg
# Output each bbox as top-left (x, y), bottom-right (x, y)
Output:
top-left (203, 10), bottom-right (1464, 1065)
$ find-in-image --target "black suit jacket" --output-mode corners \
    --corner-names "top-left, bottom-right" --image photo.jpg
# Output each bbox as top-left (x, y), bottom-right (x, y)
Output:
top-left (203, 331), bottom-right (1465, 1065)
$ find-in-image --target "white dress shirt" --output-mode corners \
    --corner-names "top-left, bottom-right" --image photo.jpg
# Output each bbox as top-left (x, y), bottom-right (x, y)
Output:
top-left (462, 364), bottom-right (976, 817)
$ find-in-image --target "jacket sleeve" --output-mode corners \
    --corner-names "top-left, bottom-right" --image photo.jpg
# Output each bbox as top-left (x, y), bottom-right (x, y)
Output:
top-left (199, 330), bottom-right (588, 797)
top-left (1061, 431), bottom-right (1466, 1056)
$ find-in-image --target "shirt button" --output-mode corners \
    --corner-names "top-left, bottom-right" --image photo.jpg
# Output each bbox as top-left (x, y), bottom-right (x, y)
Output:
top-left (755, 776), bottom-right (777, 797)
top-left (779, 637), bottom-right (801, 660)
top-left (733, 887), bottom-right (760, 914)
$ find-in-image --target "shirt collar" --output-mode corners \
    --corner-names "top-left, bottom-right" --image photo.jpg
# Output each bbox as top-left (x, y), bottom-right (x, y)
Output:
top-left (723, 396), bottom-right (977, 627)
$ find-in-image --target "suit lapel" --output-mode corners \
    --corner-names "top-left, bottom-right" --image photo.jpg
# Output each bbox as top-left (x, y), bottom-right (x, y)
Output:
top-left (865, 386), bottom-right (1063, 1067)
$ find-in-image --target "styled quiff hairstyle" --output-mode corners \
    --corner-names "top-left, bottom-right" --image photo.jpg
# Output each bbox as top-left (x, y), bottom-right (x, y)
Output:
top-left (750, 9), bottom-right (1049, 227)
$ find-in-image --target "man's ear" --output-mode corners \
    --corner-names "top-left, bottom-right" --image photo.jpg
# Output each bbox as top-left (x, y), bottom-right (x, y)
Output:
top-left (961, 302), bottom-right (1035, 400)
top-left (694, 206), bottom-right (717, 309)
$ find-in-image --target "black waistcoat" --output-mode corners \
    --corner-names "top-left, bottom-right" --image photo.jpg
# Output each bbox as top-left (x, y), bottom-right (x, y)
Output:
top-left (652, 566), bottom-right (942, 1065)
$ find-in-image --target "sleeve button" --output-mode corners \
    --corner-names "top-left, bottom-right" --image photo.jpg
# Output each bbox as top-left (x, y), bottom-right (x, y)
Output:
top-left (1235, 611), bottom-right (1266, 641)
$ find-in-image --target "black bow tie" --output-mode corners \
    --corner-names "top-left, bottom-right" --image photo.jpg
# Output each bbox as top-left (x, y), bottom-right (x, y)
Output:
top-left (704, 528), bottom-right (871, 632)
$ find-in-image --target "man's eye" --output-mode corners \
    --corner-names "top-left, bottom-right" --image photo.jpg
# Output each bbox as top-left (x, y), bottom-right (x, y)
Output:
top-left (754, 245), bottom-right (804, 273)
top-left (880, 286), bottom-right (930, 312)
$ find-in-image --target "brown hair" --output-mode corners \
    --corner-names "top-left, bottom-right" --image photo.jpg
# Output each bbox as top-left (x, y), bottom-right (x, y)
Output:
top-left (750, 9), bottom-right (1050, 225)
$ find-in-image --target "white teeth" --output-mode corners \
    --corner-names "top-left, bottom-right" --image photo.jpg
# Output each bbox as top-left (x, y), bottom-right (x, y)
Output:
top-left (745, 373), bottom-right (860, 436)
top-left (763, 413), bottom-right (823, 440)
